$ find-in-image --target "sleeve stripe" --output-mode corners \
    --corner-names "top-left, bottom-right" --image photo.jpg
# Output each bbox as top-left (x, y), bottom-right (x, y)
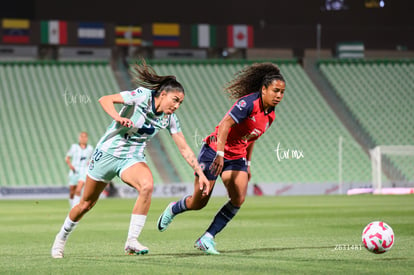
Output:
top-left (229, 112), bottom-right (240, 124)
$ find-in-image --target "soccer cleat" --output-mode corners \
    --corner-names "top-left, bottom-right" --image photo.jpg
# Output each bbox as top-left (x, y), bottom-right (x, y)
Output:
top-left (51, 236), bottom-right (66, 258)
top-left (194, 235), bottom-right (220, 255)
top-left (157, 202), bottom-right (176, 232)
top-left (124, 239), bottom-right (149, 255)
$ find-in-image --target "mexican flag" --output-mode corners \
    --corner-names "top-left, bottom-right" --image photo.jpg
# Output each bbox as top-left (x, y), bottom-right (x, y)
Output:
top-left (191, 24), bottom-right (216, 48)
top-left (227, 25), bottom-right (254, 48)
top-left (41, 20), bottom-right (67, 45)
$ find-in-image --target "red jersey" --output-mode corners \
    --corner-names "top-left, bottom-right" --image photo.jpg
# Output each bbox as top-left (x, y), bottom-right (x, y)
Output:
top-left (204, 92), bottom-right (276, 159)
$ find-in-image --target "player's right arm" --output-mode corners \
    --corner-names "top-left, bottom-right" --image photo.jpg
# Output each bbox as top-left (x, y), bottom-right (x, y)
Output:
top-left (98, 93), bottom-right (133, 128)
top-left (66, 145), bottom-right (76, 172)
top-left (65, 156), bottom-right (76, 173)
top-left (210, 96), bottom-right (254, 176)
top-left (209, 114), bottom-right (236, 176)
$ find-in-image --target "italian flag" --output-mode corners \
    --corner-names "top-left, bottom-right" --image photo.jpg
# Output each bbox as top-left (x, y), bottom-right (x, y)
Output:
top-left (191, 24), bottom-right (216, 48)
top-left (227, 25), bottom-right (254, 48)
top-left (41, 20), bottom-right (67, 45)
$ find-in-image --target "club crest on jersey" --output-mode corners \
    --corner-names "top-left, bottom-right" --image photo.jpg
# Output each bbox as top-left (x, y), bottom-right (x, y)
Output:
top-left (236, 100), bottom-right (247, 110)
top-left (160, 116), bottom-right (170, 128)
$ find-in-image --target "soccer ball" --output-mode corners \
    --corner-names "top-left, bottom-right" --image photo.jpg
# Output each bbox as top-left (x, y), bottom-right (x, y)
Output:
top-left (362, 221), bottom-right (394, 254)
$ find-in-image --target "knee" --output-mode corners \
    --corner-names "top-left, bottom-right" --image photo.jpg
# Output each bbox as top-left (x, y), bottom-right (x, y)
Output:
top-left (137, 180), bottom-right (154, 197)
top-left (230, 196), bottom-right (245, 208)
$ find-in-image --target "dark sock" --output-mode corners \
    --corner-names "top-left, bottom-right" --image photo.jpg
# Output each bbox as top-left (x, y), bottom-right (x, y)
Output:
top-left (171, 195), bottom-right (190, 215)
top-left (206, 201), bottom-right (240, 237)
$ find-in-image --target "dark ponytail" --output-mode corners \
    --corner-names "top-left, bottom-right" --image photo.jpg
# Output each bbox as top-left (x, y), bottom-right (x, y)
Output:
top-left (130, 59), bottom-right (185, 97)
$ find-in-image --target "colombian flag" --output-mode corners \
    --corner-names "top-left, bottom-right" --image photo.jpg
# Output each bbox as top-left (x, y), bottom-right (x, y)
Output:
top-left (2, 19), bottom-right (30, 44)
top-left (115, 26), bottom-right (142, 46)
top-left (152, 23), bottom-right (180, 47)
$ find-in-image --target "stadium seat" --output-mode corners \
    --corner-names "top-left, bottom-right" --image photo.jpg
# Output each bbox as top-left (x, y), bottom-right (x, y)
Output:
top-left (319, 60), bottom-right (414, 182)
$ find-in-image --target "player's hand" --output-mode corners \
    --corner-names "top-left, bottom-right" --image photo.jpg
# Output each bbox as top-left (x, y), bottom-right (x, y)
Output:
top-left (209, 154), bottom-right (224, 177)
top-left (198, 174), bottom-right (211, 196)
top-left (116, 117), bottom-right (134, 128)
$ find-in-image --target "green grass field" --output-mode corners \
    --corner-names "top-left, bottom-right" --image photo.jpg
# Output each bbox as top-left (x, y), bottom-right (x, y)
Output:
top-left (1, 195), bottom-right (413, 274)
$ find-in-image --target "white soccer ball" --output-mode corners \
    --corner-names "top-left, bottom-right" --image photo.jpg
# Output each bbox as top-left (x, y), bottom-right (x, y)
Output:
top-left (362, 221), bottom-right (394, 254)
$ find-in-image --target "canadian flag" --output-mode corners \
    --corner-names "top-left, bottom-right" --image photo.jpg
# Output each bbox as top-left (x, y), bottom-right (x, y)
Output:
top-left (227, 25), bottom-right (254, 48)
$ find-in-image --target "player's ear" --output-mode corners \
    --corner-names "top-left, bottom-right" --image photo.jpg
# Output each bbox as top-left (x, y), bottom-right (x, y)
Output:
top-left (261, 85), bottom-right (267, 95)
top-left (159, 90), bottom-right (167, 98)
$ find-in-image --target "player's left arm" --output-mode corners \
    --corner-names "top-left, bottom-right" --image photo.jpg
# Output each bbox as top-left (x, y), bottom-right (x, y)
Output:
top-left (246, 141), bottom-right (255, 182)
top-left (171, 132), bottom-right (211, 196)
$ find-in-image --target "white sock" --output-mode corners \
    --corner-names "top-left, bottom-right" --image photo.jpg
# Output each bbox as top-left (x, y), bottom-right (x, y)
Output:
top-left (204, 232), bottom-right (214, 239)
top-left (73, 195), bottom-right (81, 208)
top-left (57, 215), bottom-right (78, 241)
top-left (69, 198), bottom-right (73, 208)
top-left (127, 214), bottom-right (146, 241)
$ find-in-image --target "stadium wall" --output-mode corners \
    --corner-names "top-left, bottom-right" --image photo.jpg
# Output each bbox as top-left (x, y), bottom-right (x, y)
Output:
top-left (1, 0), bottom-right (413, 50)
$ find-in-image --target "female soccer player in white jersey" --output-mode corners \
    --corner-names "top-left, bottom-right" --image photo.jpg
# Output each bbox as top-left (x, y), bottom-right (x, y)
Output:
top-left (65, 131), bottom-right (94, 208)
top-left (51, 61), bottom-right (211, 258)
top-left (157, 62), bottom-right (286, 254)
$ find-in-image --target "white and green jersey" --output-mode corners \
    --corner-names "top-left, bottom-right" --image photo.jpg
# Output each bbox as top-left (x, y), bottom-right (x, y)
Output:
top-left (95, 87), bottom-right (181, 159)
top-left (66, 144), bottom-right (94, 173)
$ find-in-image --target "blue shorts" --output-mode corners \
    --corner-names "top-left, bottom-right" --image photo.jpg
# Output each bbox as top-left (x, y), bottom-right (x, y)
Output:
top-left (87, 149), bottom-right (146, 183)
top-left (196, 144), bottom-right (248, 181)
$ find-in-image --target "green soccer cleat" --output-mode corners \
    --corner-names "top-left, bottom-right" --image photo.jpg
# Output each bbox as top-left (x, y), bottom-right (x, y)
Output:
top-left (194, 235), bottom-right (220, 255)
top-left (157, 202), bottom-right (176, 232)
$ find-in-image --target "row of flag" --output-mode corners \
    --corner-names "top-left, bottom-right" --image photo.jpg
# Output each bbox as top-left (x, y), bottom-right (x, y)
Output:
top-left (1, 19), bottom-right (254, 48)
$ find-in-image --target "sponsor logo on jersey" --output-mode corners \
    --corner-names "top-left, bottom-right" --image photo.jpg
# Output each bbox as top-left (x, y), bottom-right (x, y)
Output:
top-left (241, 129), bottom-right (262, 141)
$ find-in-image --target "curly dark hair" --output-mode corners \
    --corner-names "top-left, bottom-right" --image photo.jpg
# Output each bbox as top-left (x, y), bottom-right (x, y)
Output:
top-left (224, 62), bottom-right (285, 99)
top-left (129, 59), bottom-right (185, 97)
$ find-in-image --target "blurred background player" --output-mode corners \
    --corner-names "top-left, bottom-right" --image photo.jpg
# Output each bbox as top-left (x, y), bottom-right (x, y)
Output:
top-left (65, 131), bottom-right (93, 208)
top-left (51, 60), bottom-right (210, 258)
top-left (158, 62), bottom-right (286, 254)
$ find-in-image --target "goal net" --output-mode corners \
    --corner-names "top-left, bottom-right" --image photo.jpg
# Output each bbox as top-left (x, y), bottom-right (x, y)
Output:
top-left (370, 146), bottom-right (414, 193)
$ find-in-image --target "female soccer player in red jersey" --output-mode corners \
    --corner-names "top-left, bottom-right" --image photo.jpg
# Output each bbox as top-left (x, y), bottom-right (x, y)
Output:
top-left (157, 62), bottom-right (286, 254)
